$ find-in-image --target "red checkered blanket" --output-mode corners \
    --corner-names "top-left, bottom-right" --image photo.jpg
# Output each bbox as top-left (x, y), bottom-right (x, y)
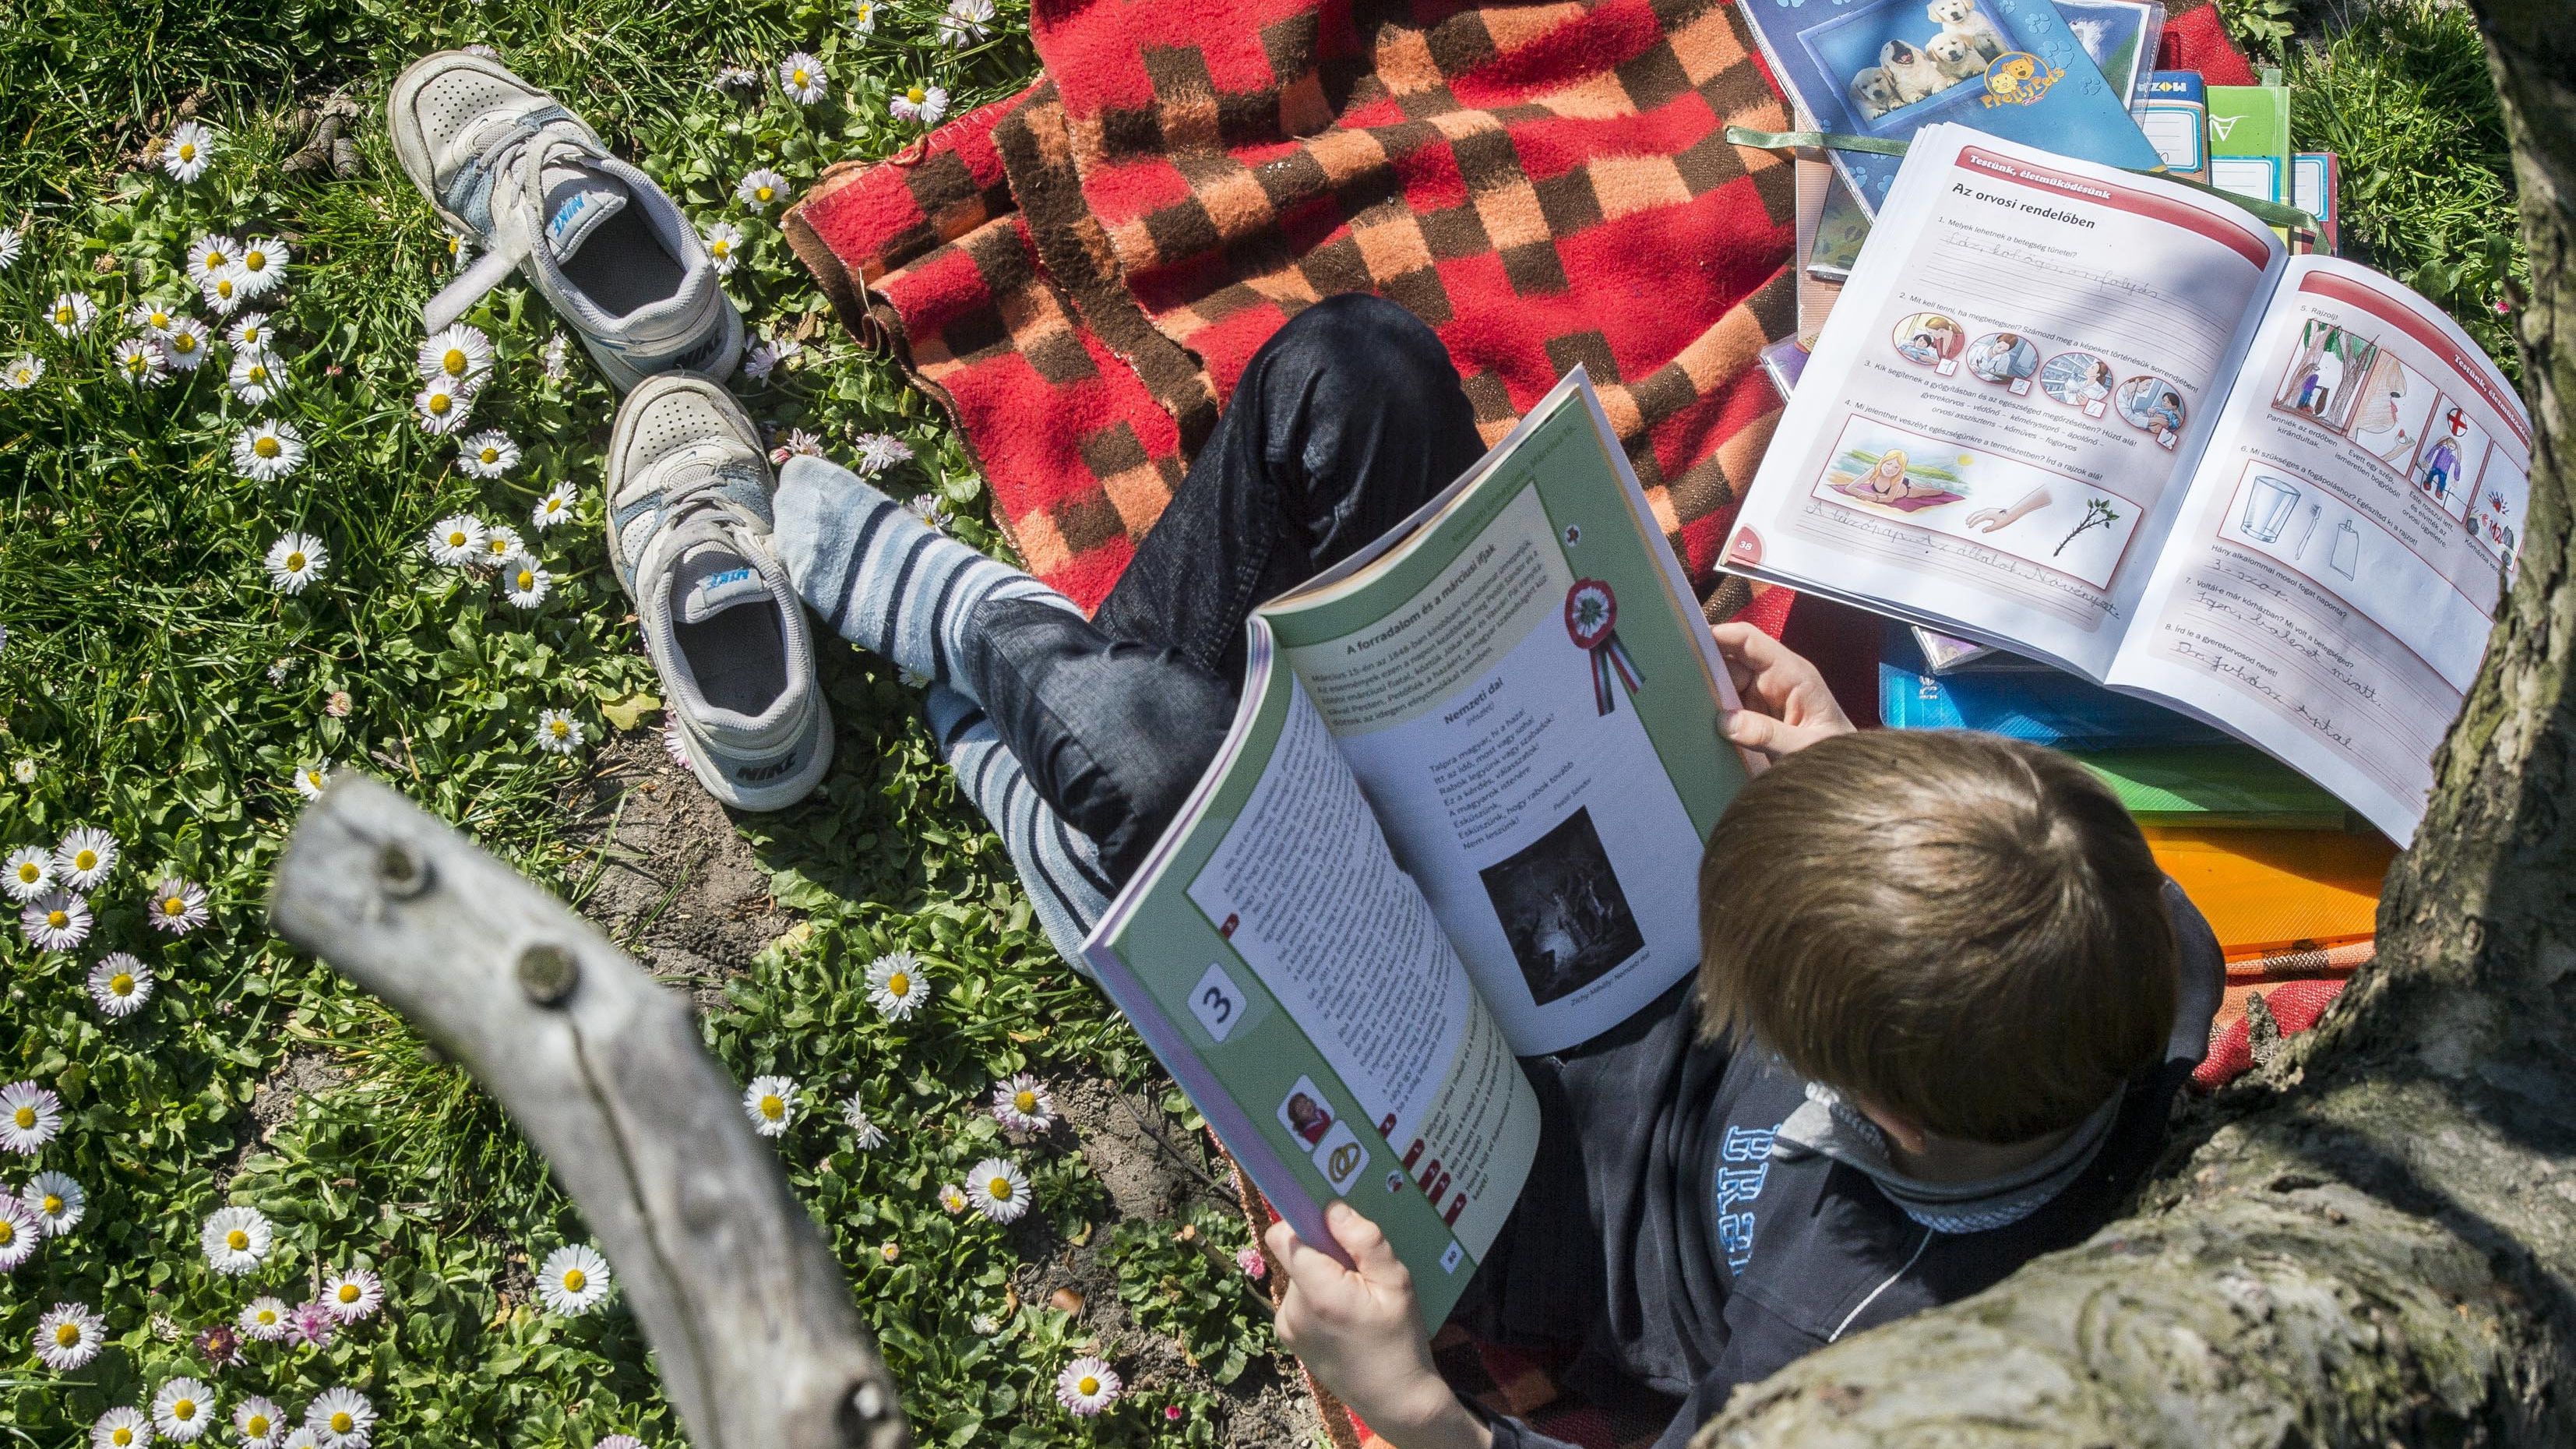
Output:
top-left (789, 0), bottom-right (1805, 623)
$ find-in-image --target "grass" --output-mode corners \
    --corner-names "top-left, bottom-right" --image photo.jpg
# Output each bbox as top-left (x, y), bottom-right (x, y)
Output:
top-left (0, 0), bottom-right (2535, 1445)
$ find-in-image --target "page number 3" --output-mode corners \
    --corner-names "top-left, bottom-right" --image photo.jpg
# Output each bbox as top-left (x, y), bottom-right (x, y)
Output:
top-left (1189, 963), bottom-right (1246, 1044)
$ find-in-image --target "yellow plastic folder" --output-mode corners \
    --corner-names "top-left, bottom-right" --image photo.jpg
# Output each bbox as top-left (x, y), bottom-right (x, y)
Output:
top-left (2145, 826), bottom-right (2396, 960)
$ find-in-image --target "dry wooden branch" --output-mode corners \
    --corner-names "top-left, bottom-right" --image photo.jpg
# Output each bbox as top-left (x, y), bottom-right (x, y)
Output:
top-left (268, 776), bottom-right (907, 1449)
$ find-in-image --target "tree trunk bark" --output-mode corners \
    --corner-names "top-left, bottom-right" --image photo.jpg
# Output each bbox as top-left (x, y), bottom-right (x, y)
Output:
top-left (1698, 4), bottom-right (2576, 1443)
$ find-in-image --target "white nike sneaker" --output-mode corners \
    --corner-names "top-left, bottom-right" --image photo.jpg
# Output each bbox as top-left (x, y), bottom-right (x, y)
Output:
top-left (605, 375), bottom-right (833, 810)
top-left (389, 51), bottom-right (742, 391)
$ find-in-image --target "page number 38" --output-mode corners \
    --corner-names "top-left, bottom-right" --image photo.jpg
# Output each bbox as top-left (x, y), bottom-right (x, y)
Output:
top-left (1189, 963), bottom-right (1246, 1044)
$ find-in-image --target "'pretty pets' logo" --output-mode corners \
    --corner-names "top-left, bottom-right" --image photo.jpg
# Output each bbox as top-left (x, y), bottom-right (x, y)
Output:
top-left (1979, 52), bottom-right (2063, 107)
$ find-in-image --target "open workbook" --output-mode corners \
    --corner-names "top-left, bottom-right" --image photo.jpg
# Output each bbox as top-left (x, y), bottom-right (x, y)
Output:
top-left (1725, 124), bottom-right (2532, 845)
top-left (1080, 375), bottom-right (1750, 1324)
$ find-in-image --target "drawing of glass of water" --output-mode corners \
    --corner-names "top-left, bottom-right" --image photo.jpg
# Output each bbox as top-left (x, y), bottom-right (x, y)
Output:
top-left (2241, 474), bottom-right (2301, 543)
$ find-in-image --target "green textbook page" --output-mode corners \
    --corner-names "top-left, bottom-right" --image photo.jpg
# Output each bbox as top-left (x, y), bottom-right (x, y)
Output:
top-left (1080, 372), bottom-right (1747, 1324)
top-left (1261, 372), bottom-right (1752, 1054)
top-left (1083, 638), bottom-right (1543, 1328)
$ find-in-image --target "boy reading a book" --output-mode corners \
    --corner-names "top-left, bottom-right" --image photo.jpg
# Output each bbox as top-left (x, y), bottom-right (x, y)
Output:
top-left (770, 294), bottom-right (2217, 1447)
top-left (1267, 722), bottom-right (2221, 1449)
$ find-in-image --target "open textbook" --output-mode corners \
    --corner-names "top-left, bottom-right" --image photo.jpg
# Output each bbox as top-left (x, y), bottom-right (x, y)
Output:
top-left (1081, 374), bottom-right (1751, 1324)
top-left (1724, 125), bottom-right (2532, 845)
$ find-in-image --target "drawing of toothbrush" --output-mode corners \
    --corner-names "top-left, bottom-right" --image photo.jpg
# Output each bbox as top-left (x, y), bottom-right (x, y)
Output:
top-left (2292, 503), bottom-right (2323, 559)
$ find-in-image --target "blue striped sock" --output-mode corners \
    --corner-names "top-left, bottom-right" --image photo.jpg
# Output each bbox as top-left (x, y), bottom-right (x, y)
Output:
top-left (925, 686), bottom-right (1111, 972)
top-left (773, 456), bottom-right (1080, 697)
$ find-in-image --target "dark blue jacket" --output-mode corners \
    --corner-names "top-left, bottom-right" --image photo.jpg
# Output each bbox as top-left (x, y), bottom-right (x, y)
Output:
top-left (1455, 884), bottom-right (2224, 1449)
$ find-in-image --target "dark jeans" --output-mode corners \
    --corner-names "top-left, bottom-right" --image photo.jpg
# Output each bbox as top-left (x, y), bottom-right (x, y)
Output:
top-left (960, 293), bottom-right (1486, 883)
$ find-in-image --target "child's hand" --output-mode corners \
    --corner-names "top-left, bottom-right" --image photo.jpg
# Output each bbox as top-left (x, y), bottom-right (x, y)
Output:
top-left (1711, 622), bottom-right (1856, 759)
top-left (1267, 1204), bottom-right (1491, 1449)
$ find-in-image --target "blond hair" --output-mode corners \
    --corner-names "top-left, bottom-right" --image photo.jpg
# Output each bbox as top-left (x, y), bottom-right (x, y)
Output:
top-left (1697, 731), bottom-right (2175, 1142)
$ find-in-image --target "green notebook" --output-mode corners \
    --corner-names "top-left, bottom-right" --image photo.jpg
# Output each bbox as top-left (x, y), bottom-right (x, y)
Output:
top-left (2207, 79), bottom-right (2292, 212)
top-left (2074, 742), bottom-right (2351, 829)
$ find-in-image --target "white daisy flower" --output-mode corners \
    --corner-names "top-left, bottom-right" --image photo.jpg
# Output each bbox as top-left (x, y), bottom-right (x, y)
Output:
top-left (456, 429), bottom-right (518, 478)
top-left (55, 827), bottom-right (117, 889)
top-left (742, 1075), bottom-right (800, 1136)
top-left (185, 234), bottom-right (241, 286)
top-left (280, 1431), bottom-right (319, 1449)
top-left (231, 420), bottom-right (307, 481)
top-left (227, 348), bottom-right (287, 404)
top-left (661, 719), bottom-right (690, 770)
top-left (499, 554), bottom-right (551, 609)
top-left (152, 1378), bottom-right (217, 1442)
top-left (12, 760), bottom-right (34, 785)
top-left (291, 761), bottom-right (331, 799)
top-left (853, 0), bottom-right (879, 31)
top-left (164, 121), bottom-right (216, 182)
top-left (160, 318), bottom-right (211, 370)
top-left (477, 523), bottom-right (524, 567)
top-left (319, 1267), bottom-right (383, 1322)
top-left (447, 231), bottom-right (475, 270)
top-left (535, 1243), bottom-right (612, 1315)
top-left (35, 1301), bottom-right (105, 1370)
top-left (597, 1438), bottom-right (643, 1449)
top-left (24, 1172), bottom-right (83, 1233)
top-left (265, 532), bottom-right (329, 594)
top-left (937, 1183), bottom-right (969, 1214)
top-left (0, 1081), bottom-right (60, 1155)
top-left (713, 64), bottom-right (760, 90)
top-left (939, 0), bottom-right (995, 47)
top-left (530, 485), bottom-right (579, 531)
top-left (0, 226), bottom-right (19, 270)
top-left (414, 378), bottom-right (474, 434)
top-left (224, 312), bottom-right (273, 349)
top-left (855, 432), bottom-right (914, 474)
top-left (890, 84), bottom-right (949, 125)
top-left (541, 332), bottom-right (569, 380)
top-left (735, 168), bottom-right (789, 210)
top-left (304, 1387), bottom-right (373, 1449)
top-left (701, 220), bottom-right (744, 275)
top-left (233, 1397), bottom-right (286, 1447)
top-left (3, 846), bottom-right (51, 901)
top-left (843, 1098), bottom-right (886, 1149)
top-left (199, 1205), bottom-right (273, 1274)
top-left (966, 1156), bottom-right (1031, 1223)
top-left (237, 1296), bottom-right (291, 1341)
top-left (741, 340), bottom-right (784, 384)
top-left (0, 1195), bottom-right (41, 1270)
top-left (236, 237), bottom-right (290, 297)
top-left (534, 708), bottom-right (586, 756)
top-left (426, 513), bottom-right (486, 566)
top-left (779, 52), bottom-right (828, 104)
top-left (2, 354), bottom-right (41, 390)
top-left (129, 301), bottom-right (182, 334)
top-left (113, 337), bottom-right (171, 386)
top-left (146, 876), bottom-right (210, 936)
top-left (200, 272), bottom-right (247, 314)
top-left (23, 890), bottom-right (90, 952)
top-left (48, 292), bottom-right (97, 337)
top-left (92, 1405), bottom-right (153, 1449)
top-left (1054, 1356), bottom-right (1122, 1416)
top-left (87, 951), bottom-right (154, 1017)
top-left (416, 323), bottom-right (494, 386)
top-left (772, 429), bottom-right (824, 464)
top-left (992, 1074), bottom-right (1057, 1133)
top-left (865, 950), bottom-right (929, 1020)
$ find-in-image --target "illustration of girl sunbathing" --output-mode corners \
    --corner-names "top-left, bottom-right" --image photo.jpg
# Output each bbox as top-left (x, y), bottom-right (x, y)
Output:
top-left (1838, 449), bottom-right (1953, 503)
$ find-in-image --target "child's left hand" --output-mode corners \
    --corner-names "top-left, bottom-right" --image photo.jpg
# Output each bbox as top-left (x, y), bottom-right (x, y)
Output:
top-left (1267, 1203), bottom-right (1492, 1449)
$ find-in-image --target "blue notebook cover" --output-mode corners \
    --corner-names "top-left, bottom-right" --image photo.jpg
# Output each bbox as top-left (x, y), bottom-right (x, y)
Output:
top-left (1740, 0), bottom-right (2164, 216)
top-left (1877, 624), bottom-right (2225, 746)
